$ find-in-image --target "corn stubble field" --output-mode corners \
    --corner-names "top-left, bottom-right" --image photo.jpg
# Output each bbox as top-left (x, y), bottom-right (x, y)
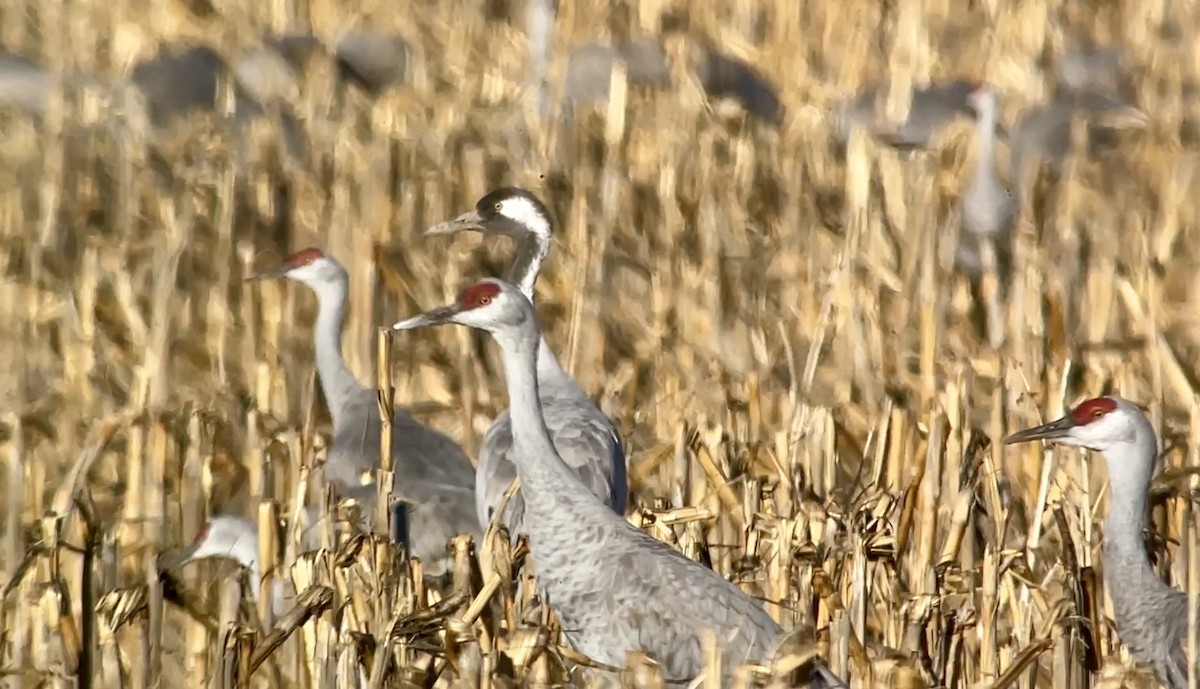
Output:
top-left (3, 0), bottom-right (1200, 685)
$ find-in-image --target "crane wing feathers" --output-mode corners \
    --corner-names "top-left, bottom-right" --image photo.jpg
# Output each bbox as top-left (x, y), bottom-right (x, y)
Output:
top-left (476, 400), bottom-right (627, 534)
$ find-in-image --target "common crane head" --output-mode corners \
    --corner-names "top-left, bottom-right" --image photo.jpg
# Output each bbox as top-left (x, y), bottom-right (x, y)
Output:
top-left (246, 247), bottom-right (347, 288)
top-left (1004, 396), bottom-right (1153, 454)
top-left (425, 188), bottom-right (552, 242)
top-left (391, 278), bottom-right (532, 336)
top-left (161, 515), bottom-right (259, 570)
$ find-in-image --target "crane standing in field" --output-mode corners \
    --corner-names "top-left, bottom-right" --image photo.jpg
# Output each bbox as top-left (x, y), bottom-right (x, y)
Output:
top-left (425, 189), bottom-right (628, 535)
top-left (391, 279), bottom-right (844, 686)
top-left (1006, 396), bottom-right (1192, 689)
top-left (247, 248), bottom-right (479, 574)
top-left (957, 83), bottom-right (1015, 277)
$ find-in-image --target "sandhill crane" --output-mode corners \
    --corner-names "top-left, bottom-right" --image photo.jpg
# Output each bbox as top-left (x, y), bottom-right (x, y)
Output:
top-left (129, 43), bottom-right (308, 167)
top-left (391, 279), bottom-right (845, 686)
top-left (560, 36), bottom-right (783, 124)
top-left (1009, 89), bottom-right (1149, 183)
top-left (236, 31), bottom-right (410, 106)
top-left (1005, 396), bottom-right (1191, 689)
top-left (426, 189), bottom-right (627, 536)
top-left (246, 248), bottom-right (479, 574)
top-left (835, 78), bottom-right (991, 151)
top-left (130, 45), bottom-right (261, 126)
top-left (957, 83), bottom-right (1015, 276)
top-left (165, 515), bottom-right (372, 687)
top-left (163, 515), bottom-right (287, 615)
top-left (1052, 44), bottom-right (1131, 97)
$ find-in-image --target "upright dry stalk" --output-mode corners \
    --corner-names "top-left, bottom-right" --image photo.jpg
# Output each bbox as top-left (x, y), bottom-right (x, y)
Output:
top-left (3, 414), bottom-right (22, 584)
top-left (259, 502), bottom-right (279, 630)
top-left (376, 327), bottom-right (396, 537)
top-left (1188, 395), bottom-right (1200, 689)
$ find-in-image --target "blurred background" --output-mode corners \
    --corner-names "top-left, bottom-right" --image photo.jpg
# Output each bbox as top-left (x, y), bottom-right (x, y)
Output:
top-left (1, 0), bottom-right (1199, 686)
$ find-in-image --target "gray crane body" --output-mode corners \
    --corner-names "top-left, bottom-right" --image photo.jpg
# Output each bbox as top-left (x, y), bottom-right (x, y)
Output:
top-left (957, 84), bottom-right (1015, 276)
top-left (392, 279), bottom-right (844, 686)
top-left (426, 189), bottom-right (628, 536)
top-left (1006, 397), bottom-right (1192, 688)
top-left (835, 79), bottom-right (986, 151)
top-left (247, 248), bottom-right (479, 575)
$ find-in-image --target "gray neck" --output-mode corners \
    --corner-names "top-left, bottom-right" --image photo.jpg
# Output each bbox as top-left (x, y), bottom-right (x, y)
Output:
top-left (973, 100), bottom-right (998, 181)
top-left (224, 538), bottom-right (286, 616)
top-left (506, 231), bottom-right (571, 387)
top-left (525, 0), bottom-right (555, 121)
top-left (1098, 428), bottom-right (1177, 604)
top-left (535, 337), bottom-right (576, 388)
top-left (507, 231), bottom-right (550, 300)
top-left (495, 324), bottom-right (593, 501)
top-left (310, 276), bottom-right (363, 425)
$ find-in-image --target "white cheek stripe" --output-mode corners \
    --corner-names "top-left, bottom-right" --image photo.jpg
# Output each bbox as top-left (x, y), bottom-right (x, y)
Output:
top-left (503, 197), bottom-right (551, 239)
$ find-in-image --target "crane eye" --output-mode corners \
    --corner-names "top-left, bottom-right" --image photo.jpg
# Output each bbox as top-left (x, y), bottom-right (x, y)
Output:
top-left (1092, 408), bottom-right (1104, 419)
top-left (479, 296), bottom-right (492, 305)
top-left (494, 202), bottom-right (503, 211)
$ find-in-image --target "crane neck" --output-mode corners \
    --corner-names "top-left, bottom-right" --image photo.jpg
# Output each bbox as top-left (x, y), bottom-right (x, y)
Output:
top-left (309, 276), bottom-right (363, 426)
top-left (507, 230), bottom-right (550, 302)
top-left (494, 320), bottom-right (596, 503)
top-left (525, 0), bottom-right (555, 121)
top-left (504, 232), bottom-right (574, 387)
top-left (1095, 419), bottom-right (1166, 587)
top-left (973, 98), bottom-right (998, 173)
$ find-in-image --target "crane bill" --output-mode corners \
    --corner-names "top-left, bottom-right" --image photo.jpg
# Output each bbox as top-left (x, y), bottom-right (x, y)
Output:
top-left (425, 209), bottom-right (486, 235)
top-left (1003, 415), bottom-right (1074, 445)
top-left (391, 304), bottom-right (460, 331)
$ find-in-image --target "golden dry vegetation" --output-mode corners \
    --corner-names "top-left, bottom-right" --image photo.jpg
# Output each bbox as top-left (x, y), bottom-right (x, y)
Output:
top-left (3, 0), bottom-right (1200, 686)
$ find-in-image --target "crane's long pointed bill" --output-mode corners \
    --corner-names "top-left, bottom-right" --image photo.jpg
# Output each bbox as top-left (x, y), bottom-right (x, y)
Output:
top-left (425, 209), bottom-right (486, 236)
top-left (244, 264), bottom-right (290, 282)
top-left (1002, 415), bottom-right (1074, 445)
top-left (392, 305), bottom-right (460, 331)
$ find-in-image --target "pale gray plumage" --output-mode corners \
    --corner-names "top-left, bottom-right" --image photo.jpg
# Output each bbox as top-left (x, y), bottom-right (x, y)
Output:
top-left (957, 83), bottom-right (1014, 276)
top-left (560, 36), bottom-right (783, 124)
top-left (1006, 397), bottom-right (1191, 689)
top-left (247, 248), bottom-right (479, 575)
top-left (163, 515), bottom-right (287, 615)
top-left (426, 189), bottom-right (628, 536)
top-left (1009, 89), bottom-right (1149, 182)
top-left (562, 39), bottom-right (672, 108)
top-left (391, 279), bottom-right (843, 686)
top-left (835, 78), bottom-right (987, 151)
top-left (0, 51), bottom-right (51, 116)
top-left (1054, 45), bottom-right (1129, 96)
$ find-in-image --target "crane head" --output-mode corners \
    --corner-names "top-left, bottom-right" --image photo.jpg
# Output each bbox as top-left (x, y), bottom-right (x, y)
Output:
top-left (245, 247), bottom-right (344, 286)
top-left (161, 515), bottom-right (260, 570)
top-left (425, 188), bottom-right (551, 241)
top-left (1003, 396), bottom-right (1146, 452)
top-left (391, 278), bottom-right (532, 335)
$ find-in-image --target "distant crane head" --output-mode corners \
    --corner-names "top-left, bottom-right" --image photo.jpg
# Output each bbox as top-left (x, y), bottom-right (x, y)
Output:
top-left (246, 247), bottom-right (345, 288)
top-left (425, 188), bottom-right (551, 241)
top-left (965, 81), bottom-right (997, 116)
top-left (392, 279), bottom-right (528, 336)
